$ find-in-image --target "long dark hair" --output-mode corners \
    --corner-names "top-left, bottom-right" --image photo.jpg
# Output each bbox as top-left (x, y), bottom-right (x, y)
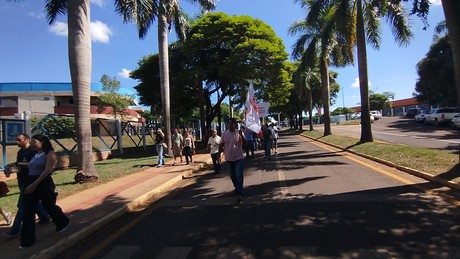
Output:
top-left (32, 134), bottom-right (54, 154)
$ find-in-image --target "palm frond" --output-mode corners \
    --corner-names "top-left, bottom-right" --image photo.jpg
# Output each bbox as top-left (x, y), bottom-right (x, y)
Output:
top-left (363, 1), bottom-right (381, 49)
top-left (114, 0), bottom-right (158, 39)
top-left (382, 1), bottom-right (413, 47)
top-left (185, 0), bottom-right (216, 11)
top-left (45, 0), bottom-right (68, 24)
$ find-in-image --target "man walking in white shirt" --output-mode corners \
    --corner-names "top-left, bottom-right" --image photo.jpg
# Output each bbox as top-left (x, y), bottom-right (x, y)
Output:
top-left (207, 130), bottom-right (221, 174)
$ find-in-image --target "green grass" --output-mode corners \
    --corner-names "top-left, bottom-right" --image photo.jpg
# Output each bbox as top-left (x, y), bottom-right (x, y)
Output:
top-left (301, 130), bottom-right (459, 180)
top-left (1, 151), bottom-right (158, 214)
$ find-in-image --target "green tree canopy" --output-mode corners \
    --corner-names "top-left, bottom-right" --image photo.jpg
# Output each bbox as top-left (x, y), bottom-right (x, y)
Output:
top-left (96, 74), bottom-right (136, 119)
top-left (414, 35), bottom-right (457, 107)
top-left (182, 12), bottom-right (292, 108)
top-left (332, 107), bottom-right (355, 115)
top-left (369, 91), bottom-right (395, 111)
top-left (130, 51), bottom-right (198, 123)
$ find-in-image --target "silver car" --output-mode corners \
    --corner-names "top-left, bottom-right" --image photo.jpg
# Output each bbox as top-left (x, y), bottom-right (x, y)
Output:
top-left (451, 113), bottom-right (460, 129)
top-left (414, 110), bottom-right (428, 122)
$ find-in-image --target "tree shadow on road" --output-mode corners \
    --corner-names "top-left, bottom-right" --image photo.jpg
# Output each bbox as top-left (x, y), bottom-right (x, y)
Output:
top-left (436, 164), bottom-right (460, 182)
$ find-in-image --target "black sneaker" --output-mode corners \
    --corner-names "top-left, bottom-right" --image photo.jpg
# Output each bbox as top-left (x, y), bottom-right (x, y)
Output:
top-left (38, 217), bottom-right (51, 225)
top-left (56, 220), bottom-right (70, 233)
top-left (236, 196), bottom-right (243, 204)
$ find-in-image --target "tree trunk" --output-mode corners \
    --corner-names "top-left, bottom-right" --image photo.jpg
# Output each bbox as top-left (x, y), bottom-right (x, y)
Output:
top-left (298, 111), bottom-right (303, 130)
top-left (68, 0), bottom-right (98, 183)
top-left (158, 13), bottom-right (172, 156)
top-left (197, 76), bottom-right (206, 143)
top-left (356, 0), bottom-right (373, 143)
top-left (320, 56), bottom-right (331, 136)
top-left (306, 83), bottom-right (314, 131)
top-left (441, 0), bottom-right (460, 109)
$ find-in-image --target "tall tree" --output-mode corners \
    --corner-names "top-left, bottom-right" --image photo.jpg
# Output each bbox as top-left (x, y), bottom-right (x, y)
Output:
top-left (322, 0), bottom-right (413, 142)
top-left (440, 0), bottom-right (460, 109)
top-left (414, 35), bottom-right (456, 107)
top-left (44, 0), bottom-right (98, 183)
top-left (180, 12), bottom-right (291, 128)
top-left (289, 0), bottom-right (353, 136)
top-left (114, 0), bottom-right (216, 156)
top-left (403, 0), bottom-right (460, 108)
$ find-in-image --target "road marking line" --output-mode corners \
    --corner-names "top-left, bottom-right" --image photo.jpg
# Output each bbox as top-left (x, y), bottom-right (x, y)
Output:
top-left (275, 157), bottom-right (289, 196)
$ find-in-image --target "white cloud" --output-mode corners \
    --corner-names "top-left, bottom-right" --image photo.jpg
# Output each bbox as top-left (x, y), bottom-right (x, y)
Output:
top-left (49, 21), bottom-right (68, 36)
top-left (91, 0), bottom-right (105, 8)
top-left (91, 20), bottom-right (113, 44)
top-left (49, 20), bottom-right (113, 44)
top-left (118, 68), bottom-right (132, 79)
top-left (351, 77), bottom-right (372, 88)
top-left (28, 12), bottom-right (45, 19)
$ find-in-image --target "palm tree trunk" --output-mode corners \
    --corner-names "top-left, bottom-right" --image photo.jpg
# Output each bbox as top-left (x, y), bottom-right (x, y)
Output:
top-left (320, 56), bottom-right (331, 136)
top-left (441, 0), bottom-right (460, 109)
top-left (158, 13), bottom-right (172, 156)
top-left (68, 0), bottom-right (98, 183)
top-left (356, 0), bottom-right (373, 143)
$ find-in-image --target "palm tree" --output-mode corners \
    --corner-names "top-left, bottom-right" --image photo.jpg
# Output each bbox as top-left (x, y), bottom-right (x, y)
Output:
top-left (115, 0), bottom-right (216, 155)
top-left (45, 0), bottom-right (98, 182)
top-left (440, 0), bottom-right (460, 109)
top-left (313, 0), bottom-right (412, 142)
top-left (289, 0), bottom-right (353, 136)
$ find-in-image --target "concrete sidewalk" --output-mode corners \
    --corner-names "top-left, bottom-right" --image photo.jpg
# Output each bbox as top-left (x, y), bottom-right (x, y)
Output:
top-left (0, 153), bottom-right (214, 259)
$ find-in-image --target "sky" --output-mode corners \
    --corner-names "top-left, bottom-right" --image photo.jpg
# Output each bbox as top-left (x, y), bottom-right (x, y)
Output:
top-left (0, 0), bottom-right (446, 111)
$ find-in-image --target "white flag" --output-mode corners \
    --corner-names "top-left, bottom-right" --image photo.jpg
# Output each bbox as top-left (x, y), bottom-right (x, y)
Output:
top-left (244, 82), bottom-right (261, 133)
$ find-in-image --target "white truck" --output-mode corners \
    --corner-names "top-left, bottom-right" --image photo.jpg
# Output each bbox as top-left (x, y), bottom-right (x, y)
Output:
top-left (423, 107), bottom-right (458, 126)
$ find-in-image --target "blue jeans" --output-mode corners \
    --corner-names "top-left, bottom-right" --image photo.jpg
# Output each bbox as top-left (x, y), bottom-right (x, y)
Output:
top-left (227, 159), bottom-right (244, 195)
top-left (263, 141), bottom-right (272, 159)
top-left (156, 144), bottom-right (164, 165)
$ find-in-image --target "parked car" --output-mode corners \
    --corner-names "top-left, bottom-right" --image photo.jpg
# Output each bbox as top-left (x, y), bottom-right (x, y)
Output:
top-left (350, 113), bottom-right (361, 120)
top-left (414, 110), bottom-right (428, 122)
top-left (370, 110), bottom-right (382, 120)
top-left (424, 107), bottom-right (457, 126)
top-left (405, 108), bottom-right (420, 118)
top-left (451, 113), bottom-right (460, 129)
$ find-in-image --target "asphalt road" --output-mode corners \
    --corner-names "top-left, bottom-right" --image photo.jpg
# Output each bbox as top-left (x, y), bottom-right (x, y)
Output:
top-left (326, 116), bottom-right (460, 153)
top-left (61, 132), bottom-right (460, 259)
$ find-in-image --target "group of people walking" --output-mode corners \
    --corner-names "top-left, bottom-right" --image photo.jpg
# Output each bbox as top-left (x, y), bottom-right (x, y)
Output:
top-left (154, 128), bottom-right (196, 167)
top-left (1, 133), bottom-right (70, 249)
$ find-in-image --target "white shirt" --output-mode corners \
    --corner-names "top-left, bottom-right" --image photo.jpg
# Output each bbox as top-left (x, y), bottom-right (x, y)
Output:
top-left (207, 135), bottom-right (221, 154)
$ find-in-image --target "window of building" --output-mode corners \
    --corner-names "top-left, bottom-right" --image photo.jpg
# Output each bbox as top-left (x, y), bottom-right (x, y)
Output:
top-left (69, 98), bottom-right (74, 104)
top-left (44, 97), bottom-right (50, 101)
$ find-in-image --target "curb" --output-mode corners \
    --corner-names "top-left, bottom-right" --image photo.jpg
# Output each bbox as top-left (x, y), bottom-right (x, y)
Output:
top-left (32, 156), bottom-right (214, 259)
top-left (299, 134), bottom-right (460, 192)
